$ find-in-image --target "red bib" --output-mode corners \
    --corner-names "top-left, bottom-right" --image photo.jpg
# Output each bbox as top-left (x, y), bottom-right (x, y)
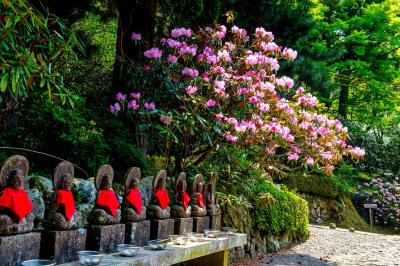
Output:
top-left (56, 189), bottom-right (76, 221)
top-left (96, 189), bottom-right (120, 217)
top-left (0, 187), bottom-right (33, 222)
top-left (197, 193), bottom-right (204, 208)
top-left (126, 189), bottom-right (142, 214)
top-left (154, 188), bottom-right (170, 209)
top-left (182, 191), bottom-right (191, 210)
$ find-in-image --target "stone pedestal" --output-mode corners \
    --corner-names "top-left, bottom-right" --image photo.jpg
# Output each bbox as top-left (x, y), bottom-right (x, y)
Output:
top-left (174, 217), bottom-right (193, 235)
top-left (40, 229), bottom-right (86, 263)
top-left (209, 215), bottom-right (221, 230)
top-left (0, 232), bottom-right (41, 266)
top-left (193, 216), bottom-right (210, 233)
top-left (125, 220), bottom-right (150, 246)
top-left (149, 219), bottom-right (174, 240)
top-left (86, 224), bottom-right (125, 252)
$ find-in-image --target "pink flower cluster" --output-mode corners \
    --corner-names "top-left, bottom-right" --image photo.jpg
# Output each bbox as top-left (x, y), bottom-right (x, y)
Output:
top-left (144, 47), bottom-right (162, 59)
top-left (171, 27), bottom-right (192, 38)
top-left (110, 91), bottom-right (156, 114)
top-left (131, 32), bottom-right (142, 41)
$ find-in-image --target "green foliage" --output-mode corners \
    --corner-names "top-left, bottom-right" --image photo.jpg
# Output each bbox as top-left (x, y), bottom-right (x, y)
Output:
top-left (0, 0), bottom-right (83, 106)
top-left (251, 181), bottom-right (309, 239)
top-left (282, 173), bottom-right (343, 198)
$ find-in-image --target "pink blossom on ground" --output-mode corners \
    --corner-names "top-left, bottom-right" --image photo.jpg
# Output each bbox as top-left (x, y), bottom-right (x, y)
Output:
top-left (131, 32), bottom-right (142, 41)
top-left (144, 47), bottom-right (163, 59)
top-left (144, 102), bottom-right (156, 110)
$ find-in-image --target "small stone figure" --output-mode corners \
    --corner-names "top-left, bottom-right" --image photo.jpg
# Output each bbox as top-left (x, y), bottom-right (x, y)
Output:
top-left (122, 167), bottom-right (146, 222)
top-left (171, 172), bottom-right (191, 218)
top-left (146, 170), bottom-right (171, 219)
top-left (190, 174), bottom-right (207, 217)
top-left (44, 161), bottom-right (83, 230)
top-left (0, 155), bottom-right (34, 235)
top-left (88, 165), bottom-right (121, 225)
top-left (204, 172), bottom-right (221, 216)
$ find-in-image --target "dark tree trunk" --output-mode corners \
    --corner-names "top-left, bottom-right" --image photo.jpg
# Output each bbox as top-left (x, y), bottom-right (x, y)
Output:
top-left (338, 84), bottom-right (349, 119)
top-left (112, 0), bottom-right (157, 89)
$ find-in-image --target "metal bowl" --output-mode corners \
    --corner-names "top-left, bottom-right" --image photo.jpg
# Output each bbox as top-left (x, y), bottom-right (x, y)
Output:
top-left (204, 229), bottom-right (221, 238)
top-left (117, 244), bottom-right (141, 257)
top-left (20, 260), bottom-right (56, 266)
top-left (77, 250), bottom-right (105, 265)
top-left (148, 239), bottom-right (169, 250)
top-left (186, 232), bottom-right (204, 242)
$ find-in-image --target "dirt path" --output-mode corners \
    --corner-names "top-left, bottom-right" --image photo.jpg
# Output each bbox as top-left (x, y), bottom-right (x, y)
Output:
top-left (234, 225), bottom-right (400, 266)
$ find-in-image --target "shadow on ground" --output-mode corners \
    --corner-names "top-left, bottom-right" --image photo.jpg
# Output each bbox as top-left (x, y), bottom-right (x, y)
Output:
top-left (259, 253), bottom-right (336, 266)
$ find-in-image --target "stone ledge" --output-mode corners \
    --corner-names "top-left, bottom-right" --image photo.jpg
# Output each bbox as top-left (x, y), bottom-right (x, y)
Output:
top-left (60, 233), bottom-right (247, 266)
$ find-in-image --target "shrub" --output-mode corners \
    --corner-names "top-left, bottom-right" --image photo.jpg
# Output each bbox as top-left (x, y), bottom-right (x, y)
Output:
top-left (251, 181), bottom-right (309, 239)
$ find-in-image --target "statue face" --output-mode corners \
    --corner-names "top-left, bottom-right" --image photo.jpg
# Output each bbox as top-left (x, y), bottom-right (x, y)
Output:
top-left (60, 174), bottom-right (73, 190)
top-left (158, 179), bottom-right (166, 189)
top-left (9, 169), bottom-right (24, 189)
top-left (101, 174), bottom-right (112, 189)
top-left (196, 182), bottom-right (204, 193)
top-left (177, 180), bottom-right (186, 192)
top-left (129, 178), bottom-right (139, 189)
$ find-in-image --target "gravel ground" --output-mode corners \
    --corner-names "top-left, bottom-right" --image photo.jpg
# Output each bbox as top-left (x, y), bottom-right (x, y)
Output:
top-left (234, 225), bottom-right (400, 266)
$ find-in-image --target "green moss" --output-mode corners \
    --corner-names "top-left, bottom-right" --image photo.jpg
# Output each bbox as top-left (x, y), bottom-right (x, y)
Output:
top-left (282, 173), bottom-right (342, 198)
top-left (251, 181), bottom-right (309, 240)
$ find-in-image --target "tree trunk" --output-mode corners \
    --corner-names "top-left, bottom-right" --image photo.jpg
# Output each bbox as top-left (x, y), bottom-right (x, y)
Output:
top-left (338, 84), bottom-right (349, 119)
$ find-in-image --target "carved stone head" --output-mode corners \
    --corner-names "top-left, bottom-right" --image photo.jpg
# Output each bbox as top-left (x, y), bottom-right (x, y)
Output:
top-left (59, 173), bottom-right (73, 191)
top-left (101, 174), bottom-right (112, 190)
top-left (8, 169), bottom-right (24, 189)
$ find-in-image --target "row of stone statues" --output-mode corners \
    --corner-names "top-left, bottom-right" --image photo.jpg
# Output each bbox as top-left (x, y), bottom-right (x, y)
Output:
top-left (0, 155), bottom-right (220, 235)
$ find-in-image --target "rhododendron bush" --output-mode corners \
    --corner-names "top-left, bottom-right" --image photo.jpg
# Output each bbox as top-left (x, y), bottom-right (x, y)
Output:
top-left (110, 25), bottom-right (364, 173)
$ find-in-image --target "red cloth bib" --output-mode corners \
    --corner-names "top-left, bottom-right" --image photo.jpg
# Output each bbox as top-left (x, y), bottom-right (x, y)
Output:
top-left (56, 189), bottom-right (76, 221)
top-left (182, 191), bottom-right (191, 210)
top-left (0, 187), bottom-right (33, 222)
top-left (154, 188), bottom-right (170, 209)
top-left (96, 189), bottom-right (120, 217)
top-left (196, 193), bottom-right (204, 208)
top-left (126, 189), bottom-right (142, 214)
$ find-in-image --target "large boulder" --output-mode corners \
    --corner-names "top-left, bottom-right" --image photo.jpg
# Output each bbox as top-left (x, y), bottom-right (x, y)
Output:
top-left (28, 175), bottom-right (54, 203)
top-left (77, 203), bottom-right (93, 227)
top-left (26, 188), bottom-right (45, 223)
top-left (72, 178), bottom-right (96, 205)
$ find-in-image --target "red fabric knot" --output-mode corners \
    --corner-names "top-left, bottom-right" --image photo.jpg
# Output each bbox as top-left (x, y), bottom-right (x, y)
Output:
top-left (196, 192), bottom-right (204, 208)
top-left (126, 188), bottom-right (143, 214)
top-left (56, 189), bottom-right (76, 221)
top-left (154, 188), bottom-right (170, 209)
top-left (0, 187), bottom-right (33, 222)
top-left (96, 189), bottom-right (120, 217)
top-left (182, 191), bottom-right (191, 210)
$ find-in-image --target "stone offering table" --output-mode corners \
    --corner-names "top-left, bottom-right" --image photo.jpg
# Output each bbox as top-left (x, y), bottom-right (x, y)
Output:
top-left (0, 232), bottom-right (41, 266)
top-left (60, 233), bottom-right (247, 266)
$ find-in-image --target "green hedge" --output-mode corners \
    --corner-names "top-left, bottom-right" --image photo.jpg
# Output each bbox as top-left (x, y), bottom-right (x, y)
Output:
top-left (251, 181), bottom-right (309, 240)
top-left (282, 174), bottom-right (342, 198)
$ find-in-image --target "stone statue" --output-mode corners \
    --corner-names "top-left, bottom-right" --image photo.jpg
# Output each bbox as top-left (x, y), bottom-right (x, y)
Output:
top-left (146, 170), bottom-right (171, 219)
top-left (171, 172), bottom-right (191, 218)
top-left (0, 155), bottom-right (34, 235)
top-left (204, 172), bottom-right (221, 216)
top-left (190, 174), bottom-right (207, 217)
top-left (122, 167), bottom-right (146, 222)
top-left (88, 165), bottom-right (121, 225)
top-left (44, 161), bottom-right (83, 230)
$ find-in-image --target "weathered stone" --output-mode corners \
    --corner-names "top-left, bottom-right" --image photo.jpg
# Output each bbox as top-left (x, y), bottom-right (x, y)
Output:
top-left (329, 223), bottom-right (336, 229)
top-left (209, 215), bottom-right (221, 230)
top-left (349, 227), bottom-right (355, 232)
top-left (0, 232), bottom-right (41, 266)
top-left (72, 178), bottom-right (96, 204)
top-left (40, 229), bottom-right (87, 263)
top-left (77, 203), bottom-right (93, 227)
top-left (193, 216), bottom-right (210, 233)
top-left (29, 175), bottom-right (54, 201)
top-left (139, 176), bottom-right (153, 207)
top-left (26, 188), bottom-right (45, 222)
top-left (125, 220), bottom-right (150, 246)
top-left (86, 224), bottom-right (125, 252)
top-left (150, 219), bottom-right (174, 240)
top-left (174, 217), bottom-right (193, 235)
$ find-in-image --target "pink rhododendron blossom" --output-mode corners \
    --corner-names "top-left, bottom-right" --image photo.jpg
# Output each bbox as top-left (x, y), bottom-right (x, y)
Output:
top-left (166, 38), bottom-right (181, 49)
top-left (167, 54), bottom-right (178, 64)
top-left (130, 92), bottom-right (141, 99)
top-left (128, 100), bottom-right (140, 110)
top-left (171, 27), bottom-right (192, 38)
top-left (109, 105), bottom-right (116, 114)
top-left (160, 115), bottom-right (172, 125)
top-left (182, 67), bottom-right (199, 77)
top-left (290, 145), bottom-right (301, 154)
top-left (114, 102), bottom-right (121, 111)
top-left (225, 133), bottom-right (238, 142)
top-left (287, 153), bottom-right (299, 161)
top-left (131, 32), bottom-right (142, 41)
top-left (245, 54), bottom-right (258, 65)
top-left (282, 48), bottom-right (298, 60)
top-left (116, 92), bottom-right (126, 101)
top-left (185, 86), bottom-right (198, 95)
top-left (206, 99), bottom-right (217, 107)
top-left (144, 47), bottom-right (162, 59)
top-left (306, 157), bottom-right (315, 165)
top-left (144, 102), bottom-right (156, 110)
top-left (259, 103), bottom-right (270, 112)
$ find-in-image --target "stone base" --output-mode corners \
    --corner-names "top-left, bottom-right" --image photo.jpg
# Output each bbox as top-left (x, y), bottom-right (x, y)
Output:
top-left (40, 229), bottom-right (87, 263)
top-left (125, 220), bottom-right (150, 246)
top-left (150, 219), bottom-right (174, 240)
top-left (193, 216), bottom-right (210, 233)
top-left (86, 224), bottom-right (125, 252)
top-left (174, 217), bottom-right (193, 235)
top-left (209, 215), bottom-right (221, 230)
top-left (0, 232), bottom-right (41, 266)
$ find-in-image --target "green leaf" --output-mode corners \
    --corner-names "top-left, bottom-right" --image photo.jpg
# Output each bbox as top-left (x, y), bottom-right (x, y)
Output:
top-left (40, 78), bottom-right (46, 88)
top-left (1, 73), bottom-right (9, 92)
